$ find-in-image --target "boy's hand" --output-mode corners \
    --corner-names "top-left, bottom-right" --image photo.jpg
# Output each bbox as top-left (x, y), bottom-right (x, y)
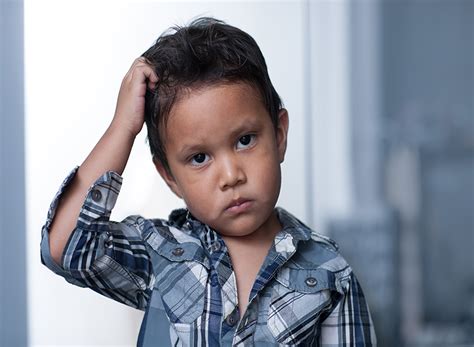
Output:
top-left (112, 57), bottom-right (158, 137)
top-left (48, 58), bottom-right (158, 266)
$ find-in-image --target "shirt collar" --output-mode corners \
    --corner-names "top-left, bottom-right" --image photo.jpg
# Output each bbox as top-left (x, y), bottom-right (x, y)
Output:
top-left (275, 207), bottom-right (339, 252)
top-left (168, 208), bottom-right (218, 251)
top-left (275, 207), bottom-right (312, 241)
top-left (169, 207), bottom-right (314, 253)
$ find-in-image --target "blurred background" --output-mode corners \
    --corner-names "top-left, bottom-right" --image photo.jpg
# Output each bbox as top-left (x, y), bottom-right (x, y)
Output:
top-left (1, 0), bottom-right (472, 346)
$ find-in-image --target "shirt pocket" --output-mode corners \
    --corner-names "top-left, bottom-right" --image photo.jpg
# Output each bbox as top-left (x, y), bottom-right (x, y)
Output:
top-left (145, 232), bottom-right (210, 325)
top-left (154, 260), bottom-right (208, 324)
top-left (267, 267), bottom-right (341, 345)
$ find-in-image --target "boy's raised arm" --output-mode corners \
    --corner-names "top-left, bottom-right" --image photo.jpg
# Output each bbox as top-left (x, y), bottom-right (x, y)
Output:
top-left (48, 57), bottom-right (158, 265)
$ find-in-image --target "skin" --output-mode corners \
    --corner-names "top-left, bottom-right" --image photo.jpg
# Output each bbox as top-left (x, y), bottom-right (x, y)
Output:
top-left (154, 82), bottom-right (289, 242)
top-left (154, 82), bottom-right (289, 314)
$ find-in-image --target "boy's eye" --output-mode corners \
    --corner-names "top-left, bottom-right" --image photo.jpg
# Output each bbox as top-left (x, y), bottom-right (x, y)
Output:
top-left (190, 153), bottom-right (209, 166)
top-left (236, 134), bottom-right (256, 149)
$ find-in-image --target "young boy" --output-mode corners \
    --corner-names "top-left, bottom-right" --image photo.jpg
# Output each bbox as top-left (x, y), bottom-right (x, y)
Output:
top-left (41, 17), bottom-right (376, 346)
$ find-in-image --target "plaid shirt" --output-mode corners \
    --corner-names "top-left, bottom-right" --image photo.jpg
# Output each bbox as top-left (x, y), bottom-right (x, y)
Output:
top-left (41, 167), bottom-right (376, 346)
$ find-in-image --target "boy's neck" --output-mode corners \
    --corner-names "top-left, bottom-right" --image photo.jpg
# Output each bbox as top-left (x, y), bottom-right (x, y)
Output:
top-left (220, 209), bottom-right (282, 316)
top-left (220, 209), bottom-right (282, 249)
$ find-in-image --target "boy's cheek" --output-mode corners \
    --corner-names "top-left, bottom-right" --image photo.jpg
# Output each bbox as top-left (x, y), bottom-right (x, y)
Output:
top-left (252, 151), bottom-right (281, 178)
top-left (182, 189), bottom-right (215, 212)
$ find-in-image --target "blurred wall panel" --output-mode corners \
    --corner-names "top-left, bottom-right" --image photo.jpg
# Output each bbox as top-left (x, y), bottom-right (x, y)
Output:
top-left (382, 0), bottom-right (474, 344)
top-left (0, 0), bottom-right (28, 346)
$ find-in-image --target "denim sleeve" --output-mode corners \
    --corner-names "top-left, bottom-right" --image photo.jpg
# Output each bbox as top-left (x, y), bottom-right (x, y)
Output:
top-left (40, 167), bottom-right (154, 310)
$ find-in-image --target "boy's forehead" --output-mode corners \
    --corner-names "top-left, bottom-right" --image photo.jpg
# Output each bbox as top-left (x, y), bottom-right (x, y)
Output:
top-left (163, 82), bottom-right (269, 143)
top-left (167, 81), bottom-right (265, 121)
top-left (169, 81), bottom-right (265, 116)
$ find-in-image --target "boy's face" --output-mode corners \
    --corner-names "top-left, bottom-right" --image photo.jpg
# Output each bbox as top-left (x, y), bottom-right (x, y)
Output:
top-left (155, 82), bottom-right (289, 238)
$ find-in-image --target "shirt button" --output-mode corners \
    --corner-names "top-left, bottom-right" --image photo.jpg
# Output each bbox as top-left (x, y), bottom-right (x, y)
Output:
top-left (210, 241), bottom-right (221, 252)
top-left (225, 310), bottom-right (239, 327)
top-left (210, 274), bottom-right (219, 287)
top-left (305, 277), bottom-right (318, 287)
top-left (105, 232), bottom-right (113, 248)
top-left (172, 247), bottom-right (184, 256)
top-left (91, 189), bottom-right (102, 202)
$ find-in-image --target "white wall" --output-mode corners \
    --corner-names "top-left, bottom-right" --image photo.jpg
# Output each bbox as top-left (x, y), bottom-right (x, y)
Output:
top-left (25, 1), bottom-right (312, 346)
top-left (25, 1), bottom-right (352, 345)
top-left (308, 1), bottom-right (353, 232)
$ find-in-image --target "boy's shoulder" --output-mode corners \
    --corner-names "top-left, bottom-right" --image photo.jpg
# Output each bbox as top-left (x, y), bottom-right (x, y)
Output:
top-left (275, 207), bottom-right (351, 273)
top-left (291, 231), bottom-right (351, 274)
top-left (275, 208), bottom-right (354, 295)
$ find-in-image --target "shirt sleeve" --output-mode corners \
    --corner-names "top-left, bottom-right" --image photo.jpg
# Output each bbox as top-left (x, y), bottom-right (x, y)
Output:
top-left (40, 166), bottom-right (154, 311)
top-left (319, 271), bottom-right (377, 346)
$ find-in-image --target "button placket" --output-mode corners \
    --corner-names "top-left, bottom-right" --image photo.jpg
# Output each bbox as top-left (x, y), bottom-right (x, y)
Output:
top-left (210, 274), bottom-right (219, 287)
top-left (241, 305), bottom-right (256, 328)
top-left (243, 315), bottom-right (250, 326)
top-left (225, 308), bottom-right (240, 327)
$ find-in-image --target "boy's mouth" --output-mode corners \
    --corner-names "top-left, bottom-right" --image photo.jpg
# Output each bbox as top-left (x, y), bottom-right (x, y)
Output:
top-left (225, 198), bottom-right (252, 214)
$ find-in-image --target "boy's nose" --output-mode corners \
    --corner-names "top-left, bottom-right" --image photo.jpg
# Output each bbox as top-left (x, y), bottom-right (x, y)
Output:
top-left (218, 156), bottom-right (246, 190)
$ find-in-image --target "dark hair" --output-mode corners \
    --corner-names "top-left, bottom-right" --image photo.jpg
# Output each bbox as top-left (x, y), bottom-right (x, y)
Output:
top-left (142, 17), bottom-right (283, 173)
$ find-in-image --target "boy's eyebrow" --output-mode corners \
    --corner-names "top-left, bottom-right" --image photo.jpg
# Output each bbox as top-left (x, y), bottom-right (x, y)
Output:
top-left (228, 117), bottom-right (262, 137)
top-left (178, 143), bottom-right (204, 157)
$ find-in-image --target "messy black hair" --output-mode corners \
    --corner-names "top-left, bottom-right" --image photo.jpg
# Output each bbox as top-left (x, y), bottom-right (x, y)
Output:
top-left (142, 17), bottom-right (283, 173)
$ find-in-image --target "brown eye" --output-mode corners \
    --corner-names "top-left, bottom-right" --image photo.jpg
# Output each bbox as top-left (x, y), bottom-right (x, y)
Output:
top-left (237, 134), bottom-right (256, 149)
top-left (190, 153), bottom-right (209, 166)
top-left (240, 135), bottom-right (251, 145)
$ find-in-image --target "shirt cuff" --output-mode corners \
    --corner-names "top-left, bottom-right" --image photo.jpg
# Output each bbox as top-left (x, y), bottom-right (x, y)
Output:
top-left (40, 166), bottom-right (123, 282)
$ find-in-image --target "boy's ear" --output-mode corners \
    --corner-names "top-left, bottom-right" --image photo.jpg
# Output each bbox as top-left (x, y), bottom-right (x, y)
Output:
top-left (153, 158), bottom-right (183, 199)
top-left (276, 108), bottom-right (289, 163)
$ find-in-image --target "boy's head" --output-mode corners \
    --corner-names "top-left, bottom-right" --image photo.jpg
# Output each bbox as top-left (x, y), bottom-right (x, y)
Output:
top-left (142, 17), bottom-right (283, 174)
top-left (142, 17), bottom-right (289, 237)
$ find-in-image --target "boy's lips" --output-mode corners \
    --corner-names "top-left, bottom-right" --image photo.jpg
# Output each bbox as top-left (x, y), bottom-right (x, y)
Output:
top-left (225, 198), bottom-right (253, 214)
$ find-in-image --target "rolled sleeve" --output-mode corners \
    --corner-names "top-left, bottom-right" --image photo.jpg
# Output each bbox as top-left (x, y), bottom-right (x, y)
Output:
top-left (40, 166), bottom-right (85, 285)
top-left (40, 167), bottom-right (153, 310)
top-left (75, 169), bottom-right (123, 232)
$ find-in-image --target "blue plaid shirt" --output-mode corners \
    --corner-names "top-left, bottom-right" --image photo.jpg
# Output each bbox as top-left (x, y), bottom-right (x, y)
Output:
top-left (41, 167), bottom-right (376, 346)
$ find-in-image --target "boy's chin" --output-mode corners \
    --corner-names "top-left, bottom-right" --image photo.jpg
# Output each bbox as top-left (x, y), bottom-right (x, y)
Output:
top-left (213, 212), bottom-right (279, 239)
top-left (207, 217), bottom-right (257, 237)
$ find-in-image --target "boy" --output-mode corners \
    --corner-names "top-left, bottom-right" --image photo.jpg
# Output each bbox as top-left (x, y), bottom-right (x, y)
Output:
top-left (41, 17), bottom-right (376, 346)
